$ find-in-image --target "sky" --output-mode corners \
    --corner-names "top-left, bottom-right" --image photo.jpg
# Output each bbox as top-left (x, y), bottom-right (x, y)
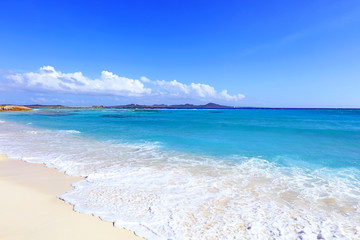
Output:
top-left (0, 0), bottom-right (359, 107)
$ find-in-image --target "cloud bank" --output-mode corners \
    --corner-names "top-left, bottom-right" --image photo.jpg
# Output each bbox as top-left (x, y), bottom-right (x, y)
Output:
top-left (5, 66), bottom-right (245, 103)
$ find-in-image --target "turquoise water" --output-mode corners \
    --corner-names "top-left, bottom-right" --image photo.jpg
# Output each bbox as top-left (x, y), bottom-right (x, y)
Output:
top-left (3, 108), bottom-right (360, 169)
top-left (1, 108), bottom-right (360, 239)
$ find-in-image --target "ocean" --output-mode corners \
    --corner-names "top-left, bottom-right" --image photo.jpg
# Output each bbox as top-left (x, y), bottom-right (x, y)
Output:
top-left (0, 108), bottom-right (359, 239)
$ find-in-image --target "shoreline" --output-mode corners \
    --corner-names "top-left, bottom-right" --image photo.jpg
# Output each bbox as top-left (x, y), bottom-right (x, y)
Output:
top-left (1, 113), bottom-right (359, 239)
top-left (0, 153), bottom-right (145, 240)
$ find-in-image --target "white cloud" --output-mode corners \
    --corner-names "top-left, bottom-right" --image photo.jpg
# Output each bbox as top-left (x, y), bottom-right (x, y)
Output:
top-left (140, 76), bottom-right (152, 83)
top-left (5, 66), bottom-right (245, 103)
top-left (152, 79), bottom-right (245, 102)
top-left (7, 66), bottom-right (149, 96)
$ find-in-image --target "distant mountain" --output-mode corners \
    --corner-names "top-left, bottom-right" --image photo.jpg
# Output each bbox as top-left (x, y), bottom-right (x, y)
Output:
top-left (11, 103), bottom-right (359, 110)
top-left (20, 103), bottom-right (248, 109)
top-left (107, 102), bottom-right (238, 109)
top-left (198, 103), bottom-right (233, 109)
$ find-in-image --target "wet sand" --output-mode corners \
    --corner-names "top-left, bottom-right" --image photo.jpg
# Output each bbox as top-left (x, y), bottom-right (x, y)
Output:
top-left (0, 154), bottom-right (145, 240)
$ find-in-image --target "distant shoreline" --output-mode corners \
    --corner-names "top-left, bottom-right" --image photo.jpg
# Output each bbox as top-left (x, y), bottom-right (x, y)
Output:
top-left (0, 105), bottom-right (33, 111)
top-left (1, 103), bottom-right (358, 110)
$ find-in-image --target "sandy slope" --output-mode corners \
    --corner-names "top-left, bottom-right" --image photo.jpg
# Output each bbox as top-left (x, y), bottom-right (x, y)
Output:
top-left (0, 154), bottom-right (145, 240)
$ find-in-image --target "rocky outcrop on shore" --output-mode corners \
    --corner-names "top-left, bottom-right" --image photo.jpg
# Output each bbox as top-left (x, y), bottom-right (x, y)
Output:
top-left (0, 105), bottom-right (33, 111)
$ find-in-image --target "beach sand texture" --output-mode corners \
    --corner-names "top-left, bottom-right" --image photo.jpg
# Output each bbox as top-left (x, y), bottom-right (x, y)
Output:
top-left (0, 154), bottom-right (145, 240)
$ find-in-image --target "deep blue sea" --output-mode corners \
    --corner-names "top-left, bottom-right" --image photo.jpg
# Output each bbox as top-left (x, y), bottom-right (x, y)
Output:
top-left (1, 108), bottom-right (359, 239)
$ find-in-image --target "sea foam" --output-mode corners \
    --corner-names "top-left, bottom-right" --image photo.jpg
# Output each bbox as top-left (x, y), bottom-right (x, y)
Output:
top-left (59, 130), bottom-right (81, 134)
top-left (0, 121), bottom-right (359, 240)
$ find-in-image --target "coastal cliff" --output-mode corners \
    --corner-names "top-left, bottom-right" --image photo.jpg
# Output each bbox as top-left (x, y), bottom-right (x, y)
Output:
top-left (0, 105), bottom-right (33, 111)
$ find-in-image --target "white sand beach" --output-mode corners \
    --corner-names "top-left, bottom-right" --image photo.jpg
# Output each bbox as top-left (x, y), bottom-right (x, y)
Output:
top-left (0, 154), bottom-right (145, 240)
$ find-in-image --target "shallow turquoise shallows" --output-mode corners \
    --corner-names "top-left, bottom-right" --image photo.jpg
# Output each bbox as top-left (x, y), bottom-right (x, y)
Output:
top-left (1, 108), bottom-right (359, 239)
top-left (3, 108), bottom-right (360, 169)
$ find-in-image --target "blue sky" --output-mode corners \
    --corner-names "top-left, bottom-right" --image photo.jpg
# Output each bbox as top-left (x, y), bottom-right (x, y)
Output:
top-left (0, 0), bottom-right (359, 107)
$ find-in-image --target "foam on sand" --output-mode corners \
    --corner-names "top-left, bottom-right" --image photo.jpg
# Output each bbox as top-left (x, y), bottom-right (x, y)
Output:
top-left (0, 154), bottom-right (144, 240)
